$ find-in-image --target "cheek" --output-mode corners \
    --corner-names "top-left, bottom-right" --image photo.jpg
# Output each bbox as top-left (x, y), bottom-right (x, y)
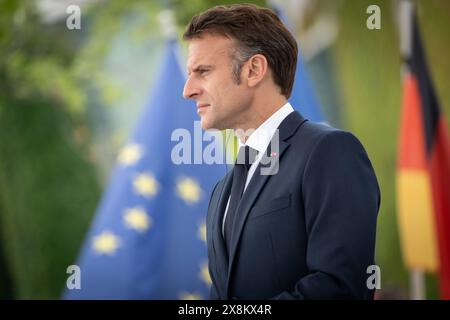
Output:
top-left (209, 70), bottom-right (234, 94)
top-left (222, 84), bottom-right (248, 109)
top-left (212, 78), bottom-right (239, 106)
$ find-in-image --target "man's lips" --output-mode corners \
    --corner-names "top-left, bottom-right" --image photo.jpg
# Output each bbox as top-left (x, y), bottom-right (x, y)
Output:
top-left (197, 104), bottom-right (210, 113)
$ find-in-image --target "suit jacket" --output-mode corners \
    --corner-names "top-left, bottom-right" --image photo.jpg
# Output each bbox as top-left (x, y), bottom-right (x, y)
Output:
top-left (206, 111), bottom-right (380, 299)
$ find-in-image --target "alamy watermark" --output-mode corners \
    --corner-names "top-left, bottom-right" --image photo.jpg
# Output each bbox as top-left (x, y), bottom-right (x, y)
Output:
top-left (66, 5), bottom-right (81, 30)
top-left (170, 121), bottom-right (280, 175)
top-left (366, 5), bottom-right (381, 30)
top-left (366, 264), bottom-right (381, 290)
top-left (66, 265), bottom-right (81, 290)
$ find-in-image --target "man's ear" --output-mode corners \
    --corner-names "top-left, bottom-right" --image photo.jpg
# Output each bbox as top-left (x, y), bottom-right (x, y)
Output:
top-left (246, 54), bottom-right (268, 88)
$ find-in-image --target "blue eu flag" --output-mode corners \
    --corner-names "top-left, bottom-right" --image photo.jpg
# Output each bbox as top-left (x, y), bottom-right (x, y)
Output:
top-left (274, 5), bottom-right (325, 122)
top-left (64, 40), bottom-right (225, 299)
top-left (290, 52), bottom-right (325, 122)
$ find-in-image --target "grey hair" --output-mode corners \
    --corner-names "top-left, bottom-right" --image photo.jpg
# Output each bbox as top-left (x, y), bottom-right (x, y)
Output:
top-left (229, 45), bottom-right (261, 84)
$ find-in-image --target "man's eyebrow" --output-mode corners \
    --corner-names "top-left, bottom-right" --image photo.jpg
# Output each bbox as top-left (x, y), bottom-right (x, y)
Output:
top-left (188, 64), bottom-right (213, 74)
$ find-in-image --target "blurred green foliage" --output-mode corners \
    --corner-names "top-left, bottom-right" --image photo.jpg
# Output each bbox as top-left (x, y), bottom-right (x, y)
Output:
top-left (0, 0), bottom-right (100, 298)
top-left (0, 95), bottom-right (100, 298)
top-left (335, 0), bottom-right (407, 297)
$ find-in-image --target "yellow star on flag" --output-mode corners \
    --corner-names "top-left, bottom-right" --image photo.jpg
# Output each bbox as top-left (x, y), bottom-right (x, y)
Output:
top-left (179, 292), bottom-right (203, 300)
top-left (199, 262), bottom-right (212, 286)
top-left (198, 221), bottom-right (206, 244)
top-left (133, 173), bottom-right (159, 198)
top-left (92, 231), bottom-right (121, 255)
top-left (123, 207), bottom-right (152, 232)
top-left (117, 143), bottom-right (143, 166)
top-left (176, 177), bottom-right (202, 204)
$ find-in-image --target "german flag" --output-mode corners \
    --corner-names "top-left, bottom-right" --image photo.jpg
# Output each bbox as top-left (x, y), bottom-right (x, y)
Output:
top-left (397, 11), bottom-right (450, 298)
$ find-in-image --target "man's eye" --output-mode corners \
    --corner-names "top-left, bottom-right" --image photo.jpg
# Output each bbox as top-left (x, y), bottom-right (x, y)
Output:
top-left (198, 69), bottom-right (209, 75)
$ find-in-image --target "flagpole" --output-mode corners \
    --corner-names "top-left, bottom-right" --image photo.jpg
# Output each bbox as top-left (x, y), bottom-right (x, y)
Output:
top-left (410, 269), bottom-right (425, 300)
top-left (398, 0), bottom-right (426, 300)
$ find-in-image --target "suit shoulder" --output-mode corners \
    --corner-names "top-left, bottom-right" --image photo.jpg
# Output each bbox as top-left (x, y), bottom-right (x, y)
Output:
top-left (295, 121), bottom-right (376, 184)
top-left (293, 120), bottom-right (365, 153)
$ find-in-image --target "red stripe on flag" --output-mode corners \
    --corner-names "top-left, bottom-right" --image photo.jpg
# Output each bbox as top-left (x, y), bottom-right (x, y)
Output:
top-left (429, 118), bottom-right (450, 299)
top-left (398, 74), bottom-right (428, 170)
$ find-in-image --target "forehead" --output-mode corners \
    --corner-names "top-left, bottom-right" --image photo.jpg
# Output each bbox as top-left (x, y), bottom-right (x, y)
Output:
top-left (186, 33), bottom-right (234, 69)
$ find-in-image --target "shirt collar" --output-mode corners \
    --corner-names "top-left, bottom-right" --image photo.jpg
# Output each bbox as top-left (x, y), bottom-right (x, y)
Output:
top-left (237, 102), bottom-right (294, 153)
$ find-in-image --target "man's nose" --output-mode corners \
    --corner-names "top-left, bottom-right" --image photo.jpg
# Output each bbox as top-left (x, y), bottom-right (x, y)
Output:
top-left (183, 76), bottom-right (201, 100)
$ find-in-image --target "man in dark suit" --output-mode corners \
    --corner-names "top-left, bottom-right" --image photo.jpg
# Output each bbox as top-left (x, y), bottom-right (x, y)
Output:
top-left (182, 4), bottom-right (380, 299)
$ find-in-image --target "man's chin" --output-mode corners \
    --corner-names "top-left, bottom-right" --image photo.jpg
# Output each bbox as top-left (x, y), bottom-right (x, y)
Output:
top-left (200, 118), bottom-right (218, 131)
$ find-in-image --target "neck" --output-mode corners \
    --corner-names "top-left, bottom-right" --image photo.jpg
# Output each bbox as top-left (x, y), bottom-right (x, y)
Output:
top-left (234, 93), bottom-right (287, 143)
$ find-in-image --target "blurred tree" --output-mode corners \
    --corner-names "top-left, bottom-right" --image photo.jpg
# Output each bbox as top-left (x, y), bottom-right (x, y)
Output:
top-left (0, 0), bottom-right (100, 298)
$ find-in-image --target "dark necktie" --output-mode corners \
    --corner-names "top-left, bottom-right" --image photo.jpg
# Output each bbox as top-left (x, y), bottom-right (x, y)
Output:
top-left (224, 145), bottom-right (258, 251)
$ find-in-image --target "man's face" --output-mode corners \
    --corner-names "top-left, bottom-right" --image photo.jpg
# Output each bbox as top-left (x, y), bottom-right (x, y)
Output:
top-left (183, 33), bottom-right (252, 130)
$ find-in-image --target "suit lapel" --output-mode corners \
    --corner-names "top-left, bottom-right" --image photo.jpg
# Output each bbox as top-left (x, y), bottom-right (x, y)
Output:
top-left (210, 171), bottom-right (233, 298)
top-left (225, 111), bottom-right (307, 296)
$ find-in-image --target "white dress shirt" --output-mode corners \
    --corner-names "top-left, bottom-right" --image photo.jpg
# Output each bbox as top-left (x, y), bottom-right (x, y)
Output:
top-left (222, 102), bottom-right (294, 235)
